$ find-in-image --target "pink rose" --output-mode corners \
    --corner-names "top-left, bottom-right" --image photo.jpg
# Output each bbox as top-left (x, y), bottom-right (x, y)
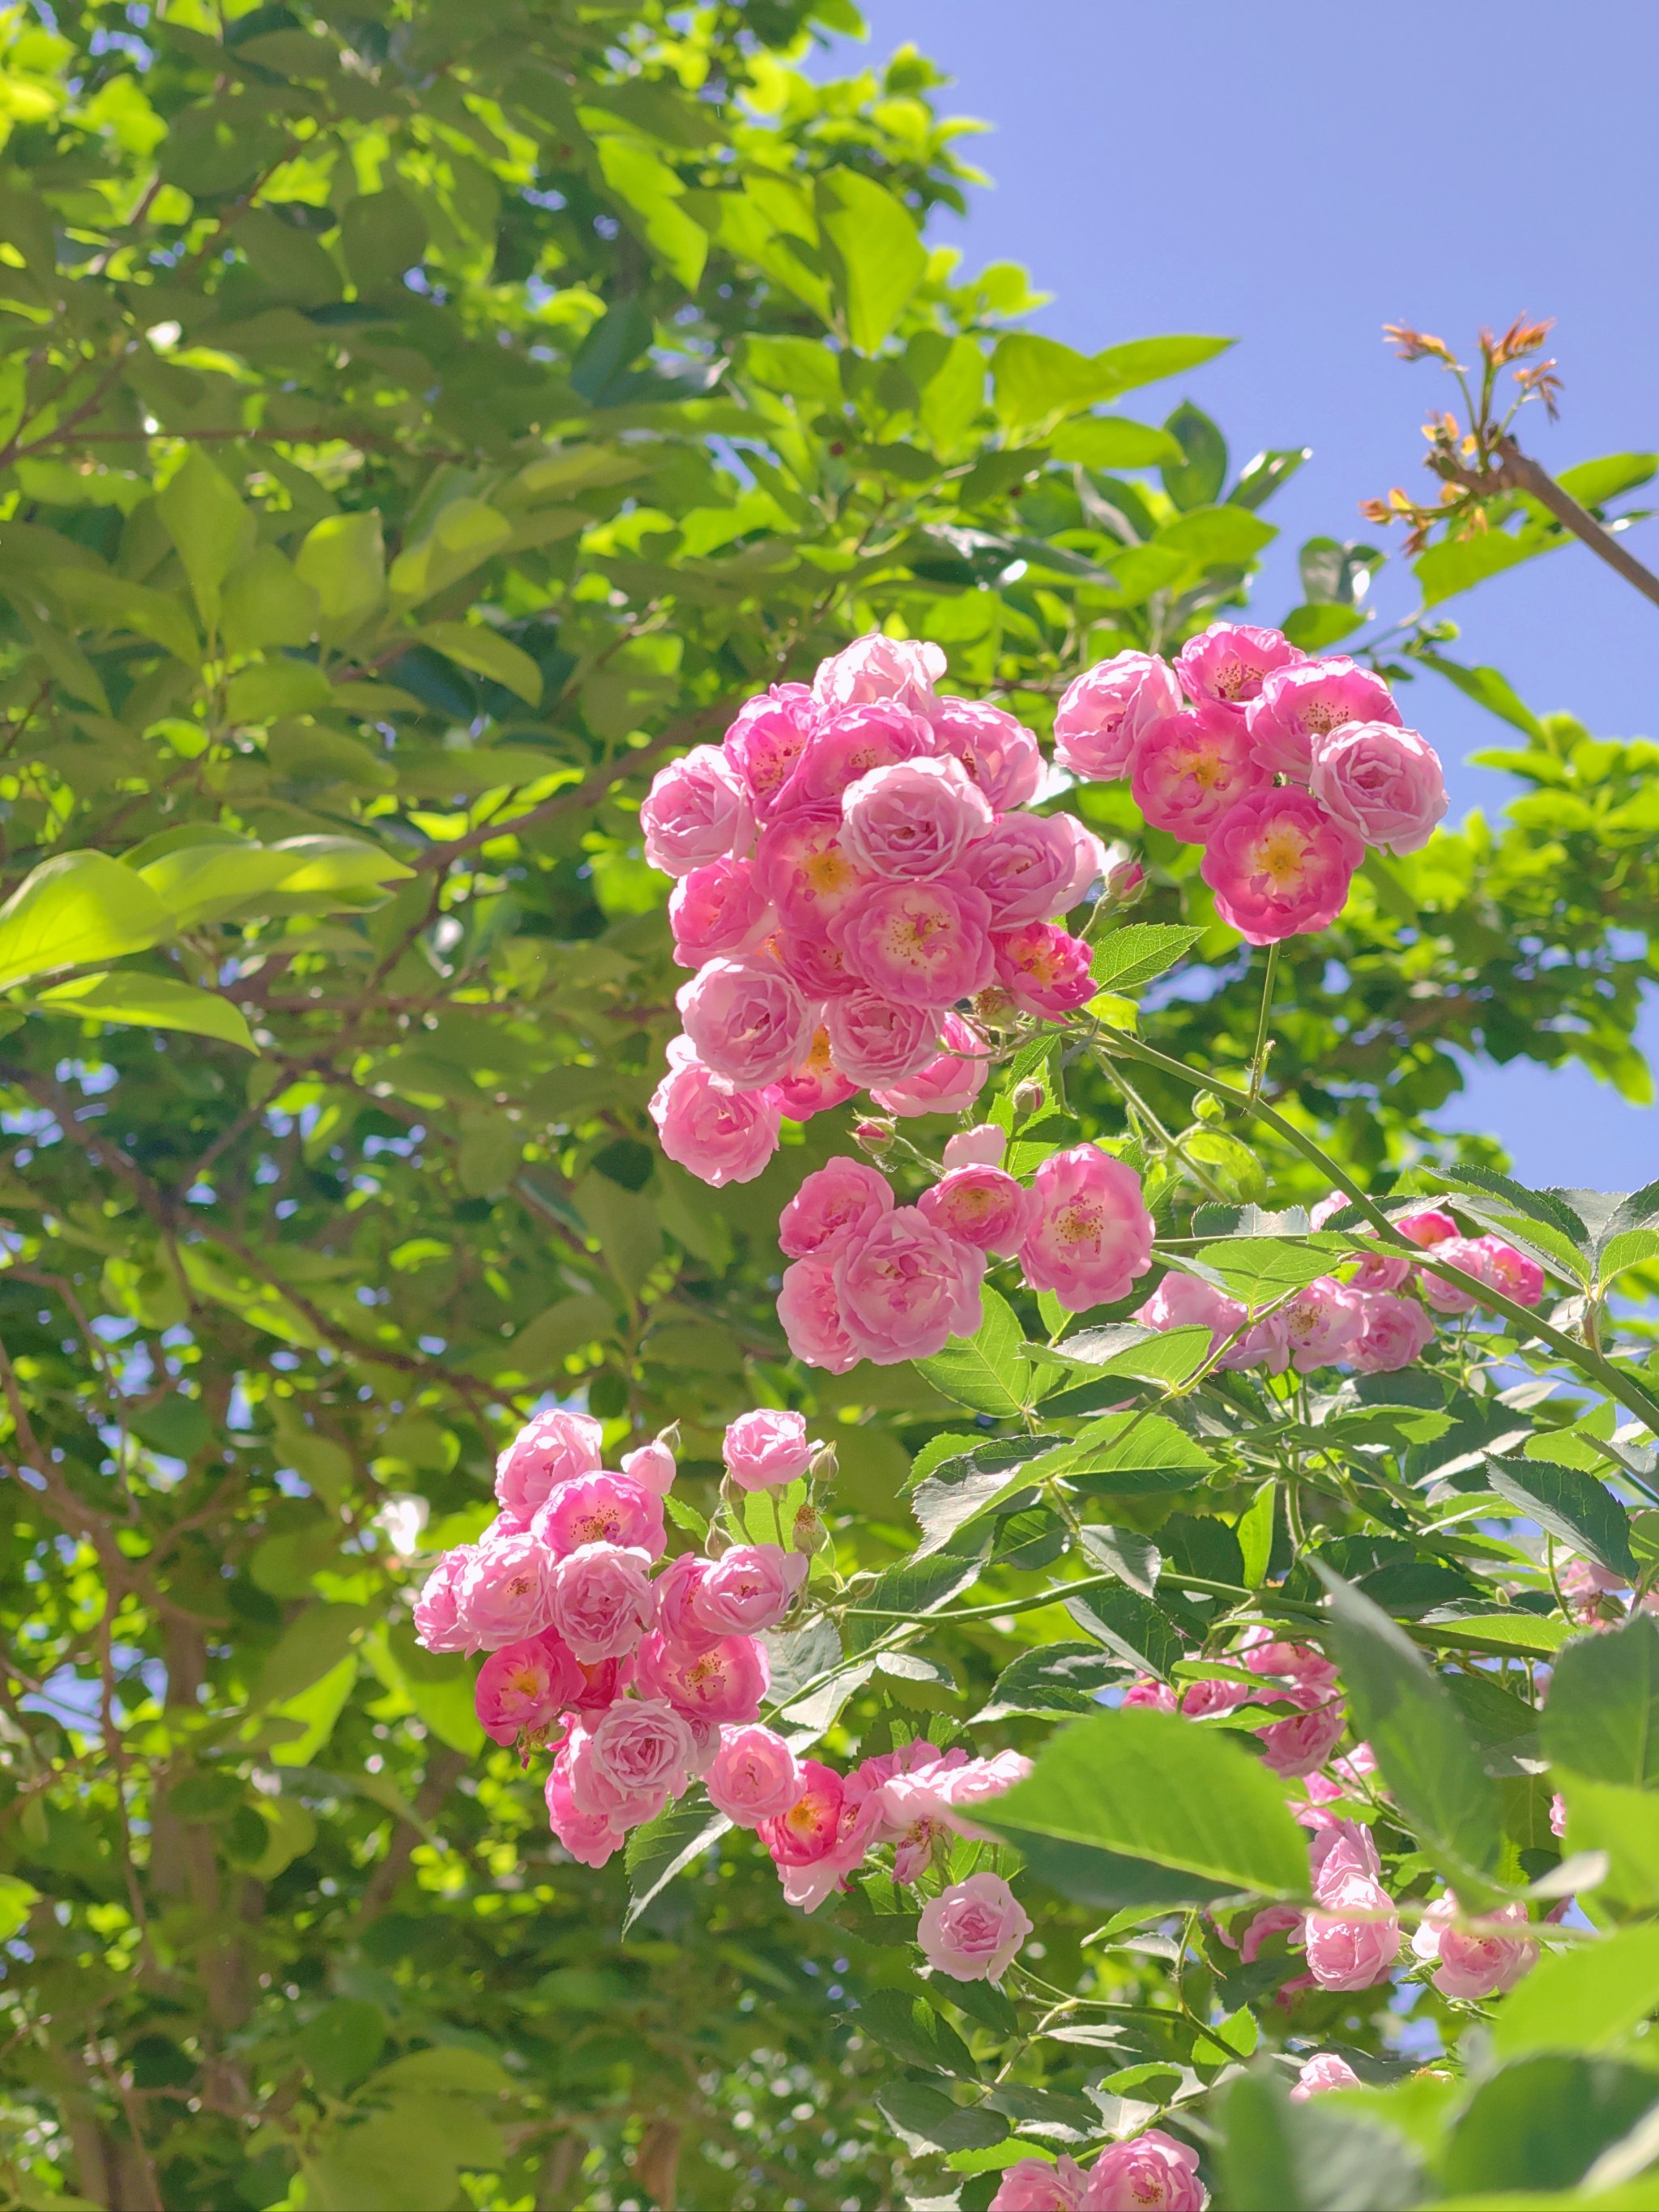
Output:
top-left (830, 876), bottom-right (996, 1008)
top-left (870, 1011), bottom-right (991, 1118)
top-left (882, 1750), bottom-right (1032, 1845)
top-left (635, 1629), bottom-right (768, 1726)
top-left (919, 1164), bottom-right (1035, 1255)
top-left (1130, 707), bottom-right (1269, 843)
top-left (547, 1541), bottom-right (656, 1664)
top-left (494, 1406), bottom-right (603, 1518)
top-left (642, 745), bottom-right (754, 876)
top-left (834, 1204), bottom-right (987, 1362)
top-left (1348, 1242), bottom-right (1414, 1293)
top-left (788, 701), bottom-right (939, 812)
top-left (840, 756), bottom-right (994, 880)
top-left (1350, 1291), bottom-right (1436, 1373)
top-left (917, 1871), bottom-right (1032, 1983)
top-left (1397, 1208), bottom-right (1457, 1248)
top-left (812, 632), bottom-right (945, 713)
top-left (1132, 1272), bottom-right (1247, 1352)
top-left (474, 1630), bottom-right (582, 1745)
top-left (822, 991), bottom-right (941, 1088)
top-left (1310, 1817), bottom-right (1381, 1894)
top-left (692, 1544), bottom-right (808, 1637)
top-left (758, 1758), bottom-right (882, 1911)
top-left (994, 922), bottom-right (1097, 1017)
top-left (1280, 1275), bottom-right (1365, 1373)
top-left (1218, 1311), bottom-right (1290, 1374)
top-left (668, 857), bottom-right (773, 968)
top-left (532, 1472), bottom-right (666, 1562)
top-left (1079, 2130), bottom-right (1207, 2212)
top-left (1469, 1234), bottom-right (1545, 1306)
top-left (777, 1255), bottom-right (863, 1375)
top-left (620, 1434), bottom-right (676, 1497)
top-left (1550, 1791), bottom-right (1567, 1839)
top-left (544, 1750), bottom-right (626, 1868)
top-left (1411, 1894), bottom-right (1537, 2000)
top-left (1290, 2052), bottom-right (1362, 2100)
top-left (706, 1723), bottom-right (803, 1827)
top-left (1417, 1235), bottom-right (1488, 1315)
top-left (1124, 1675), bottom-right (1179, 1712)
top-left (1309, 720), bottom-right (1448, 855)
top-left (966, 812), bottom-right (1106, 928)
top-left (454, 1531), bottom-right (556, 1651)
top-left (721, 683), bottom-right (818, 818)
top-left (1303, 1871), bottom-right (1401, 1990)
top-left (412, 1549), bottom-right (470, 1652)
top-left (653, 1549), bottom-right (716, 1652)
top-left (1053, 650), bottom-right (1183, 781)
top-left (753, 810), bottom-right (873, 936)
top-left (1201, 788), bottom-right (1363, 944)
top-left (676, 954), bottom-right (812, 1089)
top-left (931, 695), bottom-right (1043, 810)
top-left (771, 1021), bottom-right (859, 1123)
top-left (1258, 1690), bottom-right (1347, 1779)
top-left (990, 2158), bottom-right (1086, 2212)
top-left (945, 1122), bottom-right (1006, 1169)
top-left (567, 1696), bottom-right (699, 1828)
top-left (1246, 657), bottom-right (1402, 782)
top-left (1020, 1144), bottom-right (1154, 1311)
top-left (1175, 621), bottom-right (1304, 716)
top-left (1239, 1903), bottom-right (1305, 1963)
top-left (649, 1036), bottom-right (781, 1187)
top-left (779, 1159), bottom-right (893, 1260)
top-left (723, 1409), bottom-right (817, 1490)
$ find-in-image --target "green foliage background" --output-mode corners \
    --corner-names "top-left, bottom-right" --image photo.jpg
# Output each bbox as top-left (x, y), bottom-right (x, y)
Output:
top-left (0, 2), bottom-right (1655, 2208)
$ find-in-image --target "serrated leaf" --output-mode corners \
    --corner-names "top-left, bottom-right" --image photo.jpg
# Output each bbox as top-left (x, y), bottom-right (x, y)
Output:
top-left (1488, 1455), bottom-right (1637, 1581)
top-left (915, 1289), bottom-right (1031, 1417)
top-left (1089, 923), bottom-right (1202, 995)
top-left (621, 1800), bottom-right (729, 1931)
top-left (1540, 1613), bottom-right (1659, 1787)
top-left (859, 1987), bottom-right (975, 2076)
top-left (911, 1434), bottom-right (1064, 1559)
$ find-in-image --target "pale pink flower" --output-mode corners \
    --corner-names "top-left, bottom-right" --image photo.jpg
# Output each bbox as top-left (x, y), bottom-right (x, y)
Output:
top-left (635, 1630), bottom-right (768, 1727)
top-left (966, 812), bottom-right (1107, 928)
top-left (1201, 788), bottom-right (1363, 944)
top-left (693, 1545), bottom-right (808, 1637)
top-left (1239, 1903), bottom-right (1306, 1963)
top-left (1079, 2129), bottom-right (1207, 2212)
top-left (653, 1549), bottom-right (716, 1653)
top-left (412, 1549), bottom-right (470, 1652)
top-left (705, 1724), bottom-right (803, 1827)
top-left (779, 1158), bottom-right (893, 1261)
top-left (1132, 1272), bottom-right (1246, 1352)
top-left (823, 990), bottom-right (941, 1088)
top-left (994, 922), bottom-right (1097, 1017)
top-left (1124, 1675), bottom-right (1179, 1712)
top-left (567, 1697), bottom-right (699, 1827)
top-left (1310, 720), bottom-right (1448, 855)
top-left (989, 2157), bottom-right (1086, 2212)
top-left (649, 1035), bottom-right (782, 1187)
top-left (642, 746), bottom-right (754, 876)
top-left (1280, 1275), bottom-right (1365, 1373)
top-left (1290, 2052), bottom-right (1362, 2100)
top-left (1303, 1871), bottom-right (1400, 1990)
top-left (532, 1472), bottom-right (666, 1562)
top-left (721, 682), bottom-right (819, 819)
top-left (1053, 650), bottom-right (1183, 781)
top-left (758, 1758), bottom-right (881, 1912)
top-left (886, 1750), bottom-right (1033, 1844)
top-left (771, 1021), bottom-right (859, 1123)
top-left (668, 856), bottom-right (773, 969)
top-left (919, 1164), bottom-right (1035, 1255)
top-left (621, 1434), bottom-right (676, 1498)
top-left (1309, 1817), bottom-right (1382, 1894)
top-left (841, 756), bottom-right (994, 881)
top-left (834, 1204), bottom-right (987, 1361)
top-left (753, 809), bottom-right (873, 936)
top-left (870, 1011), bottom-right (991, 1117)
top-left (1417, 1235), bottom-right (1489, 1315)
top-left (494, 1406), bottom-right (604, 1519)
top-left (870, 1745), bottom-right (970, 1882)
top-left (1550, 1792), bottom-right (1567, 1839)
top-left (774, 918), bottom-right (859, 1001)
top-left (944, 1122), bottom-right (1006, 1170)
top-left (545, 1750), bottom-right (626, 1868)
top-left (1350, 1291), bottom-right (1436, 1373)
top-left (1258, 1691), bottom-right (1347, 1779)
top-left (1175, 621), bottom-right (1304, 717)
top-left (932, 695), bottom-right (1043, 809)
top-left (546, 1541), bottom-right (656, 1664)
top-left (917, 1871), bottom-right (1032, 1983)
top-left (723, 1409), bottom-right (816, 1490)
top-left (1348, 1243), bottom-right (1414, 1294)
top-left (454, 1531), bottom-right (556, 1651)
top-left (1218, 1311), bottom-right (1291, 1374)
top-left (1560, 1556), bottom-right (1625, 1625)
top-left (1247, 658), bottom-right (1402, 782)
top-left (1020, 1144), bottom-right (1155, 1311)
top-left (812, 632), bottom-right (946, 713)
top-left (1411, 1894), bottom-right (1537, 2000)
top-left (831, 876), bottom-right (996, 1008)
top-left (475, 1632), bottom-right (582, 1744)
top-left (676, 954), bottom-right (812, 1089)
top-left (789, 701), bottom-right (939, 812)
top-left (1130, 708), bottom-right (1269, 843)
top-left (777, 1255), bottom-right (863, 1374)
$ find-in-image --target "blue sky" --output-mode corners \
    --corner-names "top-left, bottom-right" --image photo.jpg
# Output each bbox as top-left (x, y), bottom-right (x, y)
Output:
top-left (825, 1), bottom-right (1659, 1186)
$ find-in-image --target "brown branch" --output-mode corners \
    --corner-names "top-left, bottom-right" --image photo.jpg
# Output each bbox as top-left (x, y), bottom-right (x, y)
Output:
top-left (1497, 437), bottom-right (1659, 613)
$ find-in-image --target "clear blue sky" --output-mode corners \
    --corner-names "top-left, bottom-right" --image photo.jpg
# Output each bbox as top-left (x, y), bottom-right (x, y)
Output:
top-left (824, 1), bottom-right (1659, 1187)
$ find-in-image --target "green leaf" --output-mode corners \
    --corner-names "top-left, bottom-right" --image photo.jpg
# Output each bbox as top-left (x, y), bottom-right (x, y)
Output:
top-left (225, 659), bottom-right (333, 723)
top-left (915, 1288), bottom-right (1032, 1417)
top-left (1540, 1613), bottom-right (1659, 1786)
top-left (32, 970), bottom-right (256, 1052)
top-left (910, 1434), bottom-right (1064, 1558)
top-left (0, 1873), bottom-right (37, 1941)
top-left (270, 1654), bottom-right (359, 1769)
top-left (1553, 452), bottom-right (1658, 508)
top-left (1066, 1585), bottom-right (1185, 1681)
top-left (1089, 923), bottom-right (1202, 994)
top-left (874, 2080), bottom-right (1007, 2157)
top-left (978, 1705), bottom-right (1311, 1896)
top-left (389, 499), bottom-right (512, 603)
top-left (49, 565), bottom-right (201, 665)
top-left (1495, 1924), bottom-right (1659, 2057)
top-left (1239, 1480), bottom-right (1276, 1589)
top-left (0, 852), bottom-right (173, 991)
top-left (1088, 334), bottom-right (1233, 400)
top-left (859, 1988), bottom-right (975, 2077)
top-left (257, 1604), bottom-right (370, 1707)
top-left (1056, 1322), bottom-right (1212, 1390)
top-left (1155, 504), bottom-right (1277, 567)
top-left (621, 1800), bottom-right (729, 1932)
top-left (1441, 2055), bottom-right (1659, 2197)
top-left (1160, 402), bottom-right (1227, 509)
top-left (1217, 2067), bottom-right (1425, 2212)
top-left (816, 170), bottom-right (925, 355)
top-left (156, 449), bottom-right (252, 628)
top-left (1416, 525), bottom-right (1541, 606)
top-left (418, 620), bottom-right (543, 706)
top-left (298, 1999), bottom-right (386, 2096)
top-left (1418, 653), bottom-right (1545, 739)
top-left (1058, 1408), bottom-right (1216, 1493)
top-left (1196, 1238), bottom-right (1335, 1306)
top-left (1282, 603), bottom-right (1365, 651)
top-left (1047, 416), bottom-right (1184, 468)
top-left (296, 511), bottom-right (386, 637)
top-left (844, 1551), bottom-right (982, 1654)
top-left (1312, 1566), bottom-right (1503, 1878)
top-left (1487, 1455), bottom-right (1637, 1581)
top-left (1005, 1830), bottom-right (1237, 1913)
top-left (1556, 1775), bottom-right (1659, 1909)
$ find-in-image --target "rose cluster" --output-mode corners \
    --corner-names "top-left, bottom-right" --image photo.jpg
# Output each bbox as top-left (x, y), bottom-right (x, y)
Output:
top-left (989, 2132), bottom-right (1207, 2211)
top-left (776, 1129), bottom-right (1155, 1371)
top-left (645, 632), bottom-right (1111, 1193)
top-left (1130, 1200), bottom-right (1546, 1378)
top-left (1053, 622), bottom-right (1448, 944)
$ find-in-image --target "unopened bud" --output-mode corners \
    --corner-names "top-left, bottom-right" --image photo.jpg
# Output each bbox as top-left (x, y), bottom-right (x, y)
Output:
top-left (1011, 1079), bottom-right (1045, 1118)
top-left (1194, 1091), bottom-right (1227, 1124)
top-left (853, 1117), bottom-right (896, 1157)
top-left (791, 1501), bottom-right (829, 1554)
top-left (1107, 857), bottom-right (1146, 906)
top-left (972, 986), bottom-right (1020, 1029)
top-left (808, 1441), bottom-right (838, 1486)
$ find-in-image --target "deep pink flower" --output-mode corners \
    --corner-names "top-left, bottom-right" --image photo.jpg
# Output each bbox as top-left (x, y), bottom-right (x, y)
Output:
top-left (931, 695), bottom-right (1043, 809)
top-left (966, 812), bottom-right (1106, 927)
top-left (1469, 1234), bottom-right (1546, 1306)
top-left (1279, 1276), bottom-right (1365, 1373)
top-left (1246, 658), bottom-right (1402, 782)
top-left (989, 2157), bottom-right (1086, 2212)
top-left (758, 1758), bottom-right (881, 1912)
top-left (474, 1631), bottom-right (582, 1745)
top-left (834, 1204), bottom-right (987, 1361)
top-left (669, 856), bottom-right (773, 968)
top-left (1124, 1675), bottom-right (1179, 1712)
top-left (567, 1696), bottom-right (699, 1828)
top-left (1347, 1242), bottom-right (1414, 1294)
top-left (544, 1749), bottom-right (626, 1868)
top-left (1130, 707), bottom-right (1269, 843)
top-left (642, 746), bottom-right (754, 876)
top-left (993, 922), bottom-right (1097, 1017)
top-left (917, 1872), bottom-right (1032, 1983)
top-left (777, 1255), bottom-right (863, 1374)
top-left (533, 1472), bottom-right (666, 1562)
top-left (771, 1021), bottom-right (859, 1123)
top-left (649, 1036), bottom-right (782, 1187)
top-left (1079, 2130), bottom-right (1207, 2212)
top-left (822, 991), bottom-right (941, 1088)
top-left (1290, 2052), bottom-right (1362, 2100)
top-left (1350, 1291), bottom-right (1436, 1373)
top-left (869, 1011), bottom-right (991, 1117)
top-left (454, 1531), bottom-right (556, 1651)
top-left (1411, 1894), bottom-right (1537, 2000)
top-left (840, 756), bottom-right (994, 880)
top-left (1417, 1235), bottom-right (1489, 1315)
top-left (1310, 720), bottom-right (1448, 854)
top-left (693, 1545), bottom-right (808, 1637)
top-left (723, 1409), bottom-right (817, 1490)
top-left (753, 809), bottom-right (872, 937)
top-left (1053, 650), bottom-right (1183, 781)
top-left (494, 1406), bottom-right (603, 1519)
top-left (1239, 1903), bottom-right (1306, 1963)
top-left (705, 1724), bottom-right (803, 1827)
top-left (789, 701), bottom-right (939, 812)
top-left (676, 954), bottom-right (812, 1089)
top-left (635, 1629), bottom-right (768, 1726)
top-left (830, 876), bottom-right (996, 1008)
top-left (1132, 1272), bottom-right (1246, 1353)
top-left (812, 633), bottom-right (946, 713)
top-left (721, 682), bottom-right (819, 819)
top-left (919, 1164), bottom-right (1035, 1255)
top-left (774, 918), bottom-right (859, 1000)
top-left (546, 1542), bottom-right (656, 1664)
top-left (1397, 1208), bottom-right (1457, 1248)
top-left (1019, 1144), bottom-right (1154, 1311)
top-left (413, 1549), bottom-right (470, 1652)
top-left (779, 1159), bottom-right (894, 1261)
top-left (1175, 621), bottom-right (1304, 717)
top-left (1201, 788), bottom-right (1363, 944)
